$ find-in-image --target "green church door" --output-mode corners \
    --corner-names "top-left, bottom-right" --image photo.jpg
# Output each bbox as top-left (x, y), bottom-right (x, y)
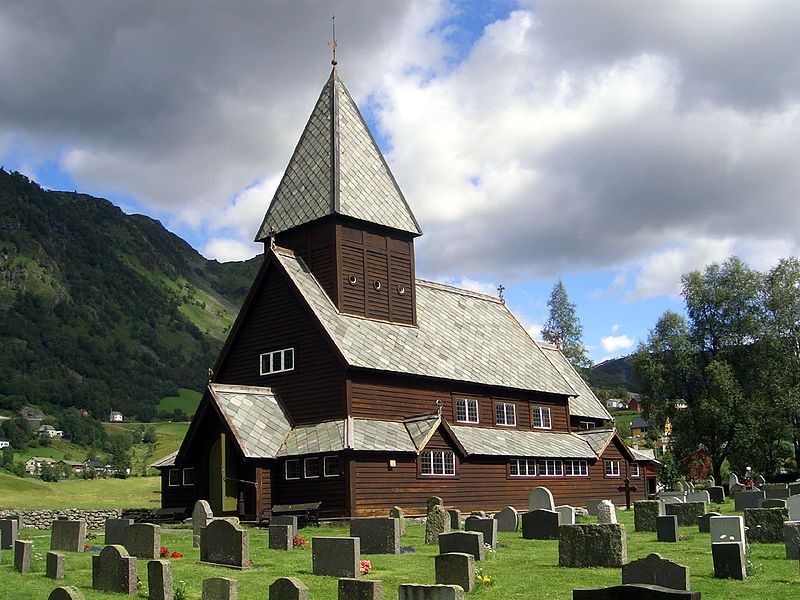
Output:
top-left (209, 433), bottom-right (239, 514)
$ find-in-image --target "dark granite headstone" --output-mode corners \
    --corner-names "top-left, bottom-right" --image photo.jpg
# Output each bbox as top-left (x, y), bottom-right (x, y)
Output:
top-left (464, 516), bottom-right (497, 548)
top-left (271, 515), bottom-right (298, 537)
top-left (707, 486), bottom-right (725, 504)
top-left (0, 519), bottom-right (18, 550)
top-left (438, 531), bottom-right (485, 561)
top-left (712, 542), bottom-right (746, 580)
top-left (697, 512), bottom-right (721, 533)
top-left (789, 482), bottom-right (800, 497)
top-left (762, 484), bottom-right (790, 499)
top-left (447, 509), bottom-right (461, 531)
top-left (338, 578), bottom-right (384, 600)
top-left (494, 506), bottom-right (518, 532)
top-left (51, 519), bottom-right (86, 553)
top-left (15, 539), bottom-right (32, 573)
top-left (435, 552), bottom-right (475, 592)
top-left (350, 517), bottom-right (401, 554)
top-left (269, 525), bottom-right (293, 551)
top-left (91, 545), bottom-right (137, 595)
top-left (558, 524), bottom-right (627, 568)
top-left (759, 498), bottom-right (787, 508)
top-left (656, 516), bottom-right (678, 543)
top-left (573, 584), bottom-right (700, 599)
top-left (734, 490), bottom-right (765, 511)
top-left (47, 551), bottom-right (65, 580)
top-left (397, 584), bottom-right (464, 600)
top-left (269, 577), bottom-right (310, 600)
top-left (200, 519), bottom-right (250, 569)
top-left (522, 508), bottom-right (561, 540)
top-left (622, 553), bottom-right (690, 590)
top-left (148, 559), bottom-right (173, 600)
top-left (105, 518), bottom-right (133, 546)
top-left (312, 537), bottom-right (360, 578)
top-left (202, 577), bottom-right (238, 600)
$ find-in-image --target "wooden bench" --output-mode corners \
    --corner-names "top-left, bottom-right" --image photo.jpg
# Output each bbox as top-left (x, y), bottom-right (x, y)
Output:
top-left (263, 502), bottom-right (322, 528)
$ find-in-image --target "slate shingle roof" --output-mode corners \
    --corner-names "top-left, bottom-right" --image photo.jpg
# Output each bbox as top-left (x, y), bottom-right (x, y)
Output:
top-left (404, 414), bottom-right (441, 451)
top-left (574, 429), bottom-right (616, 455)
top-left (539, 342), bottom-right (613, 421)
top-left (150, 451), bottom-right (177, 468)
top-left (450, 425), bottom-right (597, 459)
top-left (273, 248), bottom-right (576, 396)
top-left (256, 68), bottom-right (421, 240)
top-left (277, 420), bottom-right (345, 457)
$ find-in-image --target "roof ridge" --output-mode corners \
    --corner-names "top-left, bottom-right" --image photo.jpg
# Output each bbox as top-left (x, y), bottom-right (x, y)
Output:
top-left (210, 382), bottom-right (276, 395)
top-left (415, 279), bottom-right (503, 303)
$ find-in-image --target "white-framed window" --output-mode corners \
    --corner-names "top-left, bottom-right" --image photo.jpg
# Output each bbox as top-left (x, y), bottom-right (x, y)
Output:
top-left (509, 458), bottom-right (537, 477)
top-left (537, 459), bottom-right (564, 476)
top-left (630, 463), bottom-right (640, 477)
top-left (182, 467), bottom-right (195, 486)
top-left (323, 455), bottom-right (340, 477)
top-left (564, 460), bottom-right (588, 476)
top-left (579, 421), bottom-right (595, 430)
top-left (168, 468), bottom-right (182, 487)
top-left (304, 457), bottom-right (320, 478)
top-left (455, 398), bottom-right (479, 423)
top-left (285, 459), bottom-right (300, 480)
top-left (495, 402), bottom-right (516, 426)
top-left (420, 450), bottom-right (456, 476)
top-left (260, 347), bottom-right (295, 375)
top-left (532, 406), bottom-right (552, 429)
top-left (605, 460), bottom-right (621, 477)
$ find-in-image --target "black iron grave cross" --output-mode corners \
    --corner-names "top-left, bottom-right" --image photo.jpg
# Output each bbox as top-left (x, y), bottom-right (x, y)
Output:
top-left (617, 476), bottom-right (638, 510)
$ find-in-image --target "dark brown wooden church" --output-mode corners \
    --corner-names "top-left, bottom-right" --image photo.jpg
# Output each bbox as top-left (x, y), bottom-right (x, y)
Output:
top-left (156, 67), bottom-right (657, 519)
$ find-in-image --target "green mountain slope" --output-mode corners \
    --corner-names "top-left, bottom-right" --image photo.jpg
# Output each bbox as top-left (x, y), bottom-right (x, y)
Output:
top-left (0, 169), bottom-right (260, 420)
top-left (588, 355), bottom-right (640, 393)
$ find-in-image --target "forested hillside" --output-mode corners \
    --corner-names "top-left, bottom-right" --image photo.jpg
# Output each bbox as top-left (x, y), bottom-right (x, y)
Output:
top-left (0, 170), bottom-right (260, 421)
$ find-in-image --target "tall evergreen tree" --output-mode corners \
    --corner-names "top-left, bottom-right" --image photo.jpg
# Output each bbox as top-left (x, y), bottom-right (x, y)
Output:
top-left (542, 280), bottom-right (590, 368)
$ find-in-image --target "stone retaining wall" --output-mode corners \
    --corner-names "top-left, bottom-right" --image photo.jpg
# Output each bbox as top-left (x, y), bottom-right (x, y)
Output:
top-left (0, 508), bottom-right (159, 530)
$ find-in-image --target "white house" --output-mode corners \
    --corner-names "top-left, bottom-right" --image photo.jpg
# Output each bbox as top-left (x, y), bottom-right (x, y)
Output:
top-left (25, 456), bottom-right (56, 475)
top-left (38, 424), bottom-right (63, 438)
top-left (109, 411), bottom-right (123, 422)
top-left (0, 439), bottom-right (10, 449)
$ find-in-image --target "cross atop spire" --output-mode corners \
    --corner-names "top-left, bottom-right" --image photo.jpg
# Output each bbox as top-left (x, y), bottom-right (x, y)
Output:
top-left (328, 13), bottom-right (338, 66)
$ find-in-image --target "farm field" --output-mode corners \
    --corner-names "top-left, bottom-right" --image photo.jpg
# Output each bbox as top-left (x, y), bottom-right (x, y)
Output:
top-left (157, 387), bottom-right (202, 417)
top-left (0, 500), bottom-right (796, 599)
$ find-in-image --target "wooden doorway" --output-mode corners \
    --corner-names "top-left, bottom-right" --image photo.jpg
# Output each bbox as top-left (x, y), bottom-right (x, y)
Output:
top-left (209, 433), bottom-right (239, 514)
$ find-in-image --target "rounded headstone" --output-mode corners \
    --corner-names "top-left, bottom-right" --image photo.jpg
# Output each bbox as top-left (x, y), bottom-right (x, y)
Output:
top-left (48, 587), bottom-right (85, 600)
top-left (528, 486), bottom-right (555, 512)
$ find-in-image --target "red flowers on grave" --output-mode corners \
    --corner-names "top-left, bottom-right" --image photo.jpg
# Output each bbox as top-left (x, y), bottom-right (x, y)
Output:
top-left (159, 546), bottom-right (184, 559)
top-left (171, 551), bottom-right (183, 558)
top-left (292, 534), bottom-right (309, 550)
top-left (360, 559), bottom-right (372, 575)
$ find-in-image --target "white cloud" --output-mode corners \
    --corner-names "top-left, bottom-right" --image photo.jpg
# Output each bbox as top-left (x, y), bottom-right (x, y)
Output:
top-left (444, 277), bottom-right (498, 297)
top-left (611, 324), bottom-right (620, 334)
top-left (601, 334), bottom-right (634, 354)
top-left (203, 238), bottom-right (261, 263)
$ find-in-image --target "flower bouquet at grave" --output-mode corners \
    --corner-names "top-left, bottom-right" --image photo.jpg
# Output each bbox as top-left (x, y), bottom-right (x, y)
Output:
top-left (476, 567), bottom-right (494, 586)
top-left (292, 534), bottom-right (309, 549)
top-left (360, 559), bottom-right (372, 575)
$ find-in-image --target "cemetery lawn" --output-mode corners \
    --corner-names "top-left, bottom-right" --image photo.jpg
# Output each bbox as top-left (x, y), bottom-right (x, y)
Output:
top-left (0, 472), bottom-right (161, 509)
top-left (0, 500), bottom-right (797, 600)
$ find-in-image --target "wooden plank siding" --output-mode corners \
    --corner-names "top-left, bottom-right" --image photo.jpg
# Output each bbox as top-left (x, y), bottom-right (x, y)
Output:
top-left (215, 261), bottom-right (346, 425)
top-left (272, 455), bottom-right (347, 517)
top-left (275, 218), bottom-right (338, 303)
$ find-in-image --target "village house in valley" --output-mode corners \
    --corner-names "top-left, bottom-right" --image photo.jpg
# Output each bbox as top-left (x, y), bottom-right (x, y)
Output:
top-left (159, 67), bottom-right (657, 519)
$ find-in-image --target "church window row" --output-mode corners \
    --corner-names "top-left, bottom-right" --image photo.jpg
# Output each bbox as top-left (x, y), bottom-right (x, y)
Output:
top-left (495, 402), bottom-right (516, 426)
top-left (455, 398), bottom-right (479, 423)
top-left (509, 459), bottom-right (589, 477)
top-left (604, 460), bottom-right (621, 477)
top-left (260, 347), bottom-right (295, 376)
top-left (419, 450), bottom-right (456, 476)
top-left (453, 398), bottom-right (557, 430)
top-left (284, 455), bottom-right (340, 480)
top-left (532, 406), bottom-right (552, 429)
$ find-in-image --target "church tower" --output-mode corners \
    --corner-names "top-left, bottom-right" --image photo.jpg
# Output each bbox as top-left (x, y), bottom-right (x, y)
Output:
top-left (255, 68), bottom-right (421, 326)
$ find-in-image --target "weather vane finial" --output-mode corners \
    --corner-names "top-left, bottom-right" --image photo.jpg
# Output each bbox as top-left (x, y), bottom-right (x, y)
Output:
top-left (328, 13), bottom-right (338, 66)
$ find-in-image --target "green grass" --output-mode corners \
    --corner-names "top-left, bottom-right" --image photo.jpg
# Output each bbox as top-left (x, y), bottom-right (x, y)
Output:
top-left (102, 422), bottom-right (189, 474)
top-left (0, 500), bottom-right (797, 599)
top-left (0, 472), bottom-right (161, 509)
top-left (157, 388), bottom-right (202, 417)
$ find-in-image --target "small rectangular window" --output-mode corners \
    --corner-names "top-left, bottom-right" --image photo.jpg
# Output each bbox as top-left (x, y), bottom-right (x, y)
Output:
top-left (304, 457), bottom-right (320, 478)
top-left (323, 455), bottom-right (340, 477)
top-left (260, 348), bottom-right (295, 375)
top-left (495, 402), bottom-right (516, 426)
top-left (420, 451), bottom-right (456, 476)
top-left (285, 459), bottom-right (300, 480)
top-left (509, 458), bottom-right (536, 477)
top-left (537, 459), bottom-right (563, 476)
top-left (168, 468), bottom-right (181, 487)
top-left (631, 464), bottom-right (640, 477)
top-left (532, 406), bottom-right (552, 429)
top-left (182, 467), bottom-right (195, 486)
top-left (455, 398), bottom-right (479, 423)
top-left (564, 460), bottom-right (588, 476)
top-left (605, 460), bottom-right (621, 477)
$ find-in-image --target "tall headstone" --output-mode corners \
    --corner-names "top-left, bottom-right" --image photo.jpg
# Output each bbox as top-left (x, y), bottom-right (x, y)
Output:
top-left (148, 559), bottom-right (173, 600)
top-left (656, 515), bottom-right (678, 542)
top-left (269, 577), bottom-right (310, 600)
top-left (521, 509), bottom-right (560, 540)
top-left (202, 577), bottom-right (238, 600)
top-left (597, 500), bottom-right (617, 524)
top-left (14, 539), bottom-right (32, 573)
top-left (633, 500), bottom-right (661, 532)
top-left (447, 509), bottom-right (461, 531)
top-left (463, 516), bottom-right (497, 549)
top-left (494, 506), bottom-right (518, 532)
top-left (200, 519), bottom-right (250, 569)
top-left (0, 519), bottom-right (18, 550)
top-left (555, 505), bottom-right (576, 526)
top-left (350, 518), bottom-right (401, 554)
top-left (788, 494), bottom-right (800, 520)
top-left (707, 486), bottom-right (725, 504)
top-left (529, 487), bottom-right (555, 511)
top-left (438, 531), bottom-right (485, 561)
top-left (622, 553), bottom-right (690, 591)
top-left (338, 578), bottom-right (384, 600)
top-left (192, 500), bottom-right (214, 548)
top-left (425, 505), bottom-right (450, 545)
top-left (709, 516), bottom-right (745, 543)
top-left (269, 524), bottom-right (293, 551)
top-left (125, 523), bottom-right (160, 559)
top-left (435, 553), bottom-right (475, 592)
top-left (312, 537), bottom-right (361, 578)
top-left (427, 497), bottom-right (444, 510)
top-left (397, 584), bottom-right (465, 600)
top-left (784, 521), bottom-right (800, 560)
top-left (712, 542), bottom-right (746, 580)
top-left (91, 545), bottom-right (137, 595)
top-left (558, 524), bottom-right (627, 568)
top-left (389, 506), bottom-right (405, 536)
top-left (105, 518), bottom-right (133, 546)
top-left (51, 519), bottom-right (87, 553)
top-left (47, 551), bottom-right (65, 580)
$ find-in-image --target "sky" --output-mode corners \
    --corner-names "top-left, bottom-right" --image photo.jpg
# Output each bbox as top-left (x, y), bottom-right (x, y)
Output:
top-left (2, 1), bottom-right (800, 363)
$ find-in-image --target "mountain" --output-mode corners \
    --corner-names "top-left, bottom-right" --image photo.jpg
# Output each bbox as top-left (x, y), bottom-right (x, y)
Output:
top-left (0, 169), bottom-right (260, 420)
top-left (588, 355), bottom-right (640, 393)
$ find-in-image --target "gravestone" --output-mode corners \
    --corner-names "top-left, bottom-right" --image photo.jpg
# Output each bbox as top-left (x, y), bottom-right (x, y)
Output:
top-left (469, 511), bottom-right (486, 518)
top-left (597, 500), bottom-right (617, 524)
top-left (675, 481), bottom-right (686, 493)
top-left (125, 523), bottom-right (160, 559)
top-left (521, 509), bottom-right (560, 540)
top-left (686, 491), bottom-right (710, 505)
top-left (91, 545), bottom-right (137, 595)
top-left (269, 577), bottom-right (309, 600)
top-left (192, 500), bottom-right (214, 547)
top-left (339, 578), bottom-right (384, 600)
top-left (734, 490), bottom-right (765, 511)
top-left (661, 495), bottom-right (684, 505)
top-left (555, 505), bottom-right (576, 526)
top-left (529, 487), bottom-right (555, 511)
top-left (762, 484), bottom-right (789, 500)
top-left (438, 531), bottom-right (485, 561)
top-left (148, 559), bottom-right (173, 600)
top-left (48, 588), bottom-right (85, 600)
top-left (710, 515), bottom-right (745, 543)
top-left (47, 551), bottom-right (65, 579)
top-left (427, 497), bottom-right (444, 510)
top-left (463, 516), bottom-right (497, 548)
top-left (270, 524), bottom-right (293, 551)
top-left (14, 540), bottom-right (32, 573)
top-left (585, 499), bottom-right (603, 516)
top-left (0, 519), bottom-right (18, 550)
top-left (447, 509), bottom-right (461, 531)
top-left (665, 502), bottom-right (706, 526)
top-left (425, 505), bottom-right (450, 545)
top-left (200, 519), bottom-right (250, 569)
top-left (573, 585), bottom-right (700, 599)
top-left (697, 512), bottom-right (721, 533)
top-left (760, 499), bottom-right (787, 509)
top-left (707, 486), bottom-right (725, 504)
top-left (729, 473), bottom-right (743, 494)
top-left (656, 515), bottom-right (678, 543)
top-left (271, 515), bottom-right (299, 537)
top-left (622, 553), bottom-right (690, 591)
top-left (202, 577), bottom-right (238, 600)
top-left (312, 537), bottom-right (360, 578)
top-left (397, 584), bottom-right (465, 600)
top-left (789, 481), bottom-right (800, 496)
top-left (712, 542), bottom-right (746, 580)
top-left (51, 519), bottom-right (86, 553)
top-left (494, 506), bottom-right (518, 532)
top-left (633, 500), bottom-right (661, 532)
top-left (784, 521), bottom-right (800, 559)
top-left (350, 518), bottom-right (400, 554)
top-left (435, 552), bottom-right (475, 592)
top-left (789, 494), bottom-right (800, 520)
top-left (744, 507), bottom-right (789, 543)
top-left (755, 474), bottom-right (766, 487)
top-left (389, 507), bottom-right (405, 536)
top-left (105, 518), bottom-right (133, 546)
top-left (558, 524), bottom-right (627, 568)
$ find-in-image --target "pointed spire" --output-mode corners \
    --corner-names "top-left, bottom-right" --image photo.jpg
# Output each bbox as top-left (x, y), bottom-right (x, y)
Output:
top-left (256, 70), bottom-right (421, 241)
